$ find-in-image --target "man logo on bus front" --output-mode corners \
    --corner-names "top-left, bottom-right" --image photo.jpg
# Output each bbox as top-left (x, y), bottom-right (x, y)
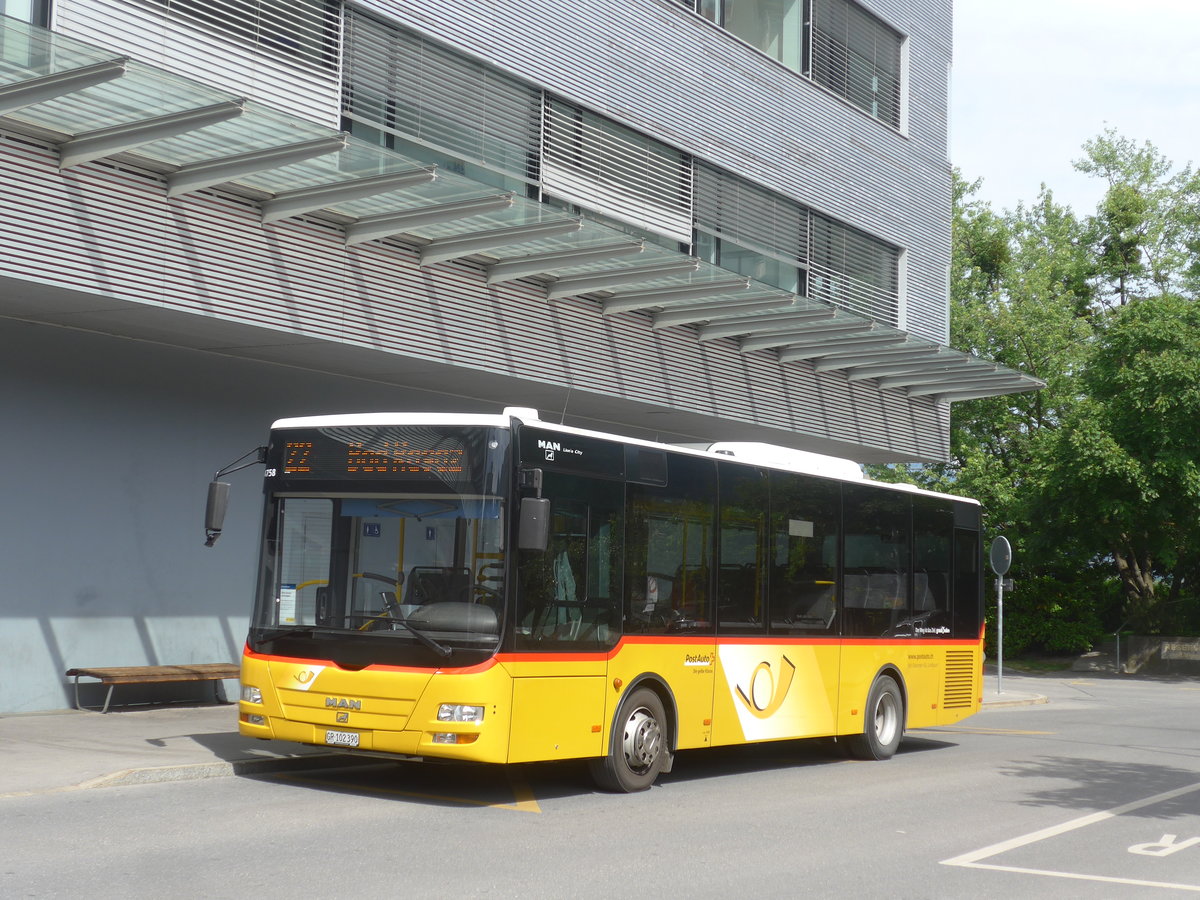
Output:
top-left (735, 656), bottom-right (796, 719)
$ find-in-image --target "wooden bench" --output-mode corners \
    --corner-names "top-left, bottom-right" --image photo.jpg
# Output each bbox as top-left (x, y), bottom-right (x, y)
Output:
top-left (65, 664), bottom-right (240, 713)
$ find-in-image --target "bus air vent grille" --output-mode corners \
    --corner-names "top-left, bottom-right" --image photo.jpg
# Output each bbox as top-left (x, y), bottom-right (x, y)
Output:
top-left (942, 650), bottom-right (975, 709)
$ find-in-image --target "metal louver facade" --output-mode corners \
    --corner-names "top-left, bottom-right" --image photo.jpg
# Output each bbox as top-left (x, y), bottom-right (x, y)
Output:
top-left (53, 0), bottom-right (343, 124)
top-left (342, 10), bottom-right (541, 183)
top-left (541, 97), bottom-right (694, 243)
top-left (807, 0), bottom-right (904, 128)
top-left (359, 0), bottom-right (952, 345)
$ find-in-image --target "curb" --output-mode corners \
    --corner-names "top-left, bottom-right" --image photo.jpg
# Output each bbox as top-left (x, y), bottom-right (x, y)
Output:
top-left (981, 694), bottom-right (1048, 709)
top-left (4, 753), bottom-right (375, 798)
top-left (84, 752), bottom-right (381, 789)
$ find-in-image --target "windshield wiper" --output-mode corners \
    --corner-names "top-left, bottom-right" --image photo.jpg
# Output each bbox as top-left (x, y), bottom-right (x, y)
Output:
top-left (260, 620), bottom-right (452, 659)
top-left (358, 611), bottom-right (451, 658)
top-left (392, 618), bottom-right (452, 658)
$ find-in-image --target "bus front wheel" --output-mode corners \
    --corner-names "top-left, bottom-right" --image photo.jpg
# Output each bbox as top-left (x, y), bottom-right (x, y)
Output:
top-left (849, 674), bottom-right (903, 760)
top-left (589, 687), bottom-right (668, 792)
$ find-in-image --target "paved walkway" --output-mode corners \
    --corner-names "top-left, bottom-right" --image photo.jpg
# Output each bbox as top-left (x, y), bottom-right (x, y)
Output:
top-left (0, 678), bottom-right (1046, 797)
top-left (0, 704), bottom-right (341, 798)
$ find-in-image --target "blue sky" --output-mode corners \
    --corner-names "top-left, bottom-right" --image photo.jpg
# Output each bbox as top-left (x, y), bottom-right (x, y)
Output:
top-left (951, 0), bottom-right (1200, 216)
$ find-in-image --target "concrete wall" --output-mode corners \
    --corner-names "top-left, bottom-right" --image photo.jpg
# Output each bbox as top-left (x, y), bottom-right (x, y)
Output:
top-left (0, 320), bottom-right (478, 712)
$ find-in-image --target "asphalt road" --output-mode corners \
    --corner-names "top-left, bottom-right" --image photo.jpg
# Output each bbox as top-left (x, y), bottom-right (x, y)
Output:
top-left (4, 672), bottom-right (1198, 898)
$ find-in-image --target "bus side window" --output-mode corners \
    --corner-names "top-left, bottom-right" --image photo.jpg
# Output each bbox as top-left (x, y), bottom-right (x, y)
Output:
top-left (842, 485), bottom-right (911, 637)
top-left (952, 527), bottom-right (982, 638)
top-left (912, 495), bottom-right (954, 634)
top-left (625, 455), bottom-right (716, 635)
top-left (717, 462), bottom-right (768, 634)
top-left (769, 472), bottom-right (839, 635)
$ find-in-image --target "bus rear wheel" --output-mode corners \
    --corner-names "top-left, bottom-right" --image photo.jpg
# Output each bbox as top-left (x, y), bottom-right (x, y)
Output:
top-left (588, 687), bottom-right (668, 792)
top-left (849, 674), bottom-right (903, 760)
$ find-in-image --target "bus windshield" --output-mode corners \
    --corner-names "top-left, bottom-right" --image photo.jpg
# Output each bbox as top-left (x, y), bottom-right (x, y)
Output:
top-left (249, 424), bottom-right (508, 662)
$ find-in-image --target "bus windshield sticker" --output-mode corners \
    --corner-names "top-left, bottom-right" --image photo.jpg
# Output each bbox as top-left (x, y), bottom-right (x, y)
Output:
top-left (278, 584), bottom-right (297, 624)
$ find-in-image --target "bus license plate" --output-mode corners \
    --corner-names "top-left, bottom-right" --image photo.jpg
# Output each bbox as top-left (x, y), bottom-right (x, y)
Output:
top-left (325, 729), bottom-right (360, 748)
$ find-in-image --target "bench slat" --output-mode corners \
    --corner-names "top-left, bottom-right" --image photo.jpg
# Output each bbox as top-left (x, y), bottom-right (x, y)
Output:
top-left (65, 664), bottom-right (240, 713)
top-left (65, 664), bottom-right (240, 684)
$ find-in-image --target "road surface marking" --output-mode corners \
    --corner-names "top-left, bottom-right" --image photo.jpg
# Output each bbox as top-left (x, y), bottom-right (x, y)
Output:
top-left (942, 780), bottom-right (1200, 891)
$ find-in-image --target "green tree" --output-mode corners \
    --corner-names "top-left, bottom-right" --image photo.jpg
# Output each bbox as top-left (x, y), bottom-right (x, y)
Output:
top-left (882, 136), bottom-right (1200, 652)
top-left (1076, 130), bottom-right (1200, 305)
top-left (1033, 296), bottom-right (1200, 632)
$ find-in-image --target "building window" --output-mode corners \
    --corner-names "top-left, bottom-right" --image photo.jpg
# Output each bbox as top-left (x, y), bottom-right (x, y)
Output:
top-left (809, 211), bottom-right (900, 326)
top-left (342, 10), bottom-right (541, 185)
top-left (694, 162), bottom-right (807, 295)
top-left (677, 0), bottom-right (903, 128)
top-left (694, 163), bottom-right (898, 324)
top-left (340, 10), bottom-right (901, 326)
top-left (134, 0), bottom-right (339, 70)
top-left (541, 98), bottom-right (694, 243)
top-left (0, 0), bottom-right (50, 26)
top-left (805, 0), bottom-right (903, 127)
top-left (726, 0), bottom-right (804, 71)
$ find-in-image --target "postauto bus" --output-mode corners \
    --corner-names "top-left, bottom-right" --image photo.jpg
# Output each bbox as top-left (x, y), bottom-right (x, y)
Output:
top-left (212, 408), bottom-right (984, 792)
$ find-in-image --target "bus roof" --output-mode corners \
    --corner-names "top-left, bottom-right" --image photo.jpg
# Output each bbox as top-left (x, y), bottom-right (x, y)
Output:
top-left (270, 408), bottom-right (977, 505)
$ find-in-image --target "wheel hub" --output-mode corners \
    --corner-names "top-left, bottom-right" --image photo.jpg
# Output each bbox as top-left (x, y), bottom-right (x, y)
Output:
top-left (874, 693), bottom-right (899, 745)
top-left (621, 707), bottom-right (661, 772)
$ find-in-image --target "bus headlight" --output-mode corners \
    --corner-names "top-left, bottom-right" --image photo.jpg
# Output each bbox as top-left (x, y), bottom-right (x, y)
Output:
top-left (240, 685), bottom-right (262, 704)
top-left (437, 703), bottom-right (484, 723)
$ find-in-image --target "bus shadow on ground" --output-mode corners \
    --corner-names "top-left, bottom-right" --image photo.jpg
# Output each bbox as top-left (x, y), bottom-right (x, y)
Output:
top-left (243, 734), bottom-right (960, 806)
top-left (661, 733), bottom-right (958, 785)
top-left (245, 758), bottom-right (586, 808)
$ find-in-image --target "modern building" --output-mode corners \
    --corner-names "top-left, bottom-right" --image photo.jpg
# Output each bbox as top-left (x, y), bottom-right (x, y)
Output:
top-left (0, 0), bottom-right (1038, 712)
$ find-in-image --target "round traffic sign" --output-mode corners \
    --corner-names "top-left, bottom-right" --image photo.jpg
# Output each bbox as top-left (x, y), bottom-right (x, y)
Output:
top-left (989, 536), bottom-right (1012, 576)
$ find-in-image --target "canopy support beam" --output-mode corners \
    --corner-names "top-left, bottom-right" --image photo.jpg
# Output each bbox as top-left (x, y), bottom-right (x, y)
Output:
top-left (261, 168), bottom-right (438, 223)
top-left (0, 57), bottom-right (128, 117)
top-left (60, 100), bottom-right (246, 169)
top-left (166, 134), bottom-right (348, 198)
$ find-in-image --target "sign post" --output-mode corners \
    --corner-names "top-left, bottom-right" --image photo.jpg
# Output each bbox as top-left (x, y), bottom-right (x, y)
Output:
top-left (989, 536), bottom-right (1012, 694)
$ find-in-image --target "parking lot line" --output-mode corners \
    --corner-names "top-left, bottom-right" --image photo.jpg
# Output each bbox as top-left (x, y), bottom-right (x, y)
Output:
top-left (958, 861), bottom-right (1200, 892)
top-left (941, 780), bottom-right (1200, 891)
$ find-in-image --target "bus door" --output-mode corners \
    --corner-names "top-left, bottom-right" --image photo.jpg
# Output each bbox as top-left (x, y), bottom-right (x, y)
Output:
top-left (506, 472), bottom-right (623, 763)
top-left (621, 452), bottom-right (718, 752)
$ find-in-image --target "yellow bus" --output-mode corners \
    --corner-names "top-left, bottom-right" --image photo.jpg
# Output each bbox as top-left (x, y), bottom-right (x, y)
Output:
top-left (216, 408), bottom-right (984, 792)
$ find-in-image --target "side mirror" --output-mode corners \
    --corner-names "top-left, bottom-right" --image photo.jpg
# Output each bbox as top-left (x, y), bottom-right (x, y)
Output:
top-left (518, 497), bottom-right (551, 551)
top-left (204, 481), bottom-right (231, 547)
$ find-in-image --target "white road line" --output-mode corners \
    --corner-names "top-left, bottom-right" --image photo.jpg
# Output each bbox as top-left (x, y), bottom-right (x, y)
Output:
top-left (942, 780), bottom-right (1200, 890)
top-left (961, 862), bottom-right (1200, 892)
